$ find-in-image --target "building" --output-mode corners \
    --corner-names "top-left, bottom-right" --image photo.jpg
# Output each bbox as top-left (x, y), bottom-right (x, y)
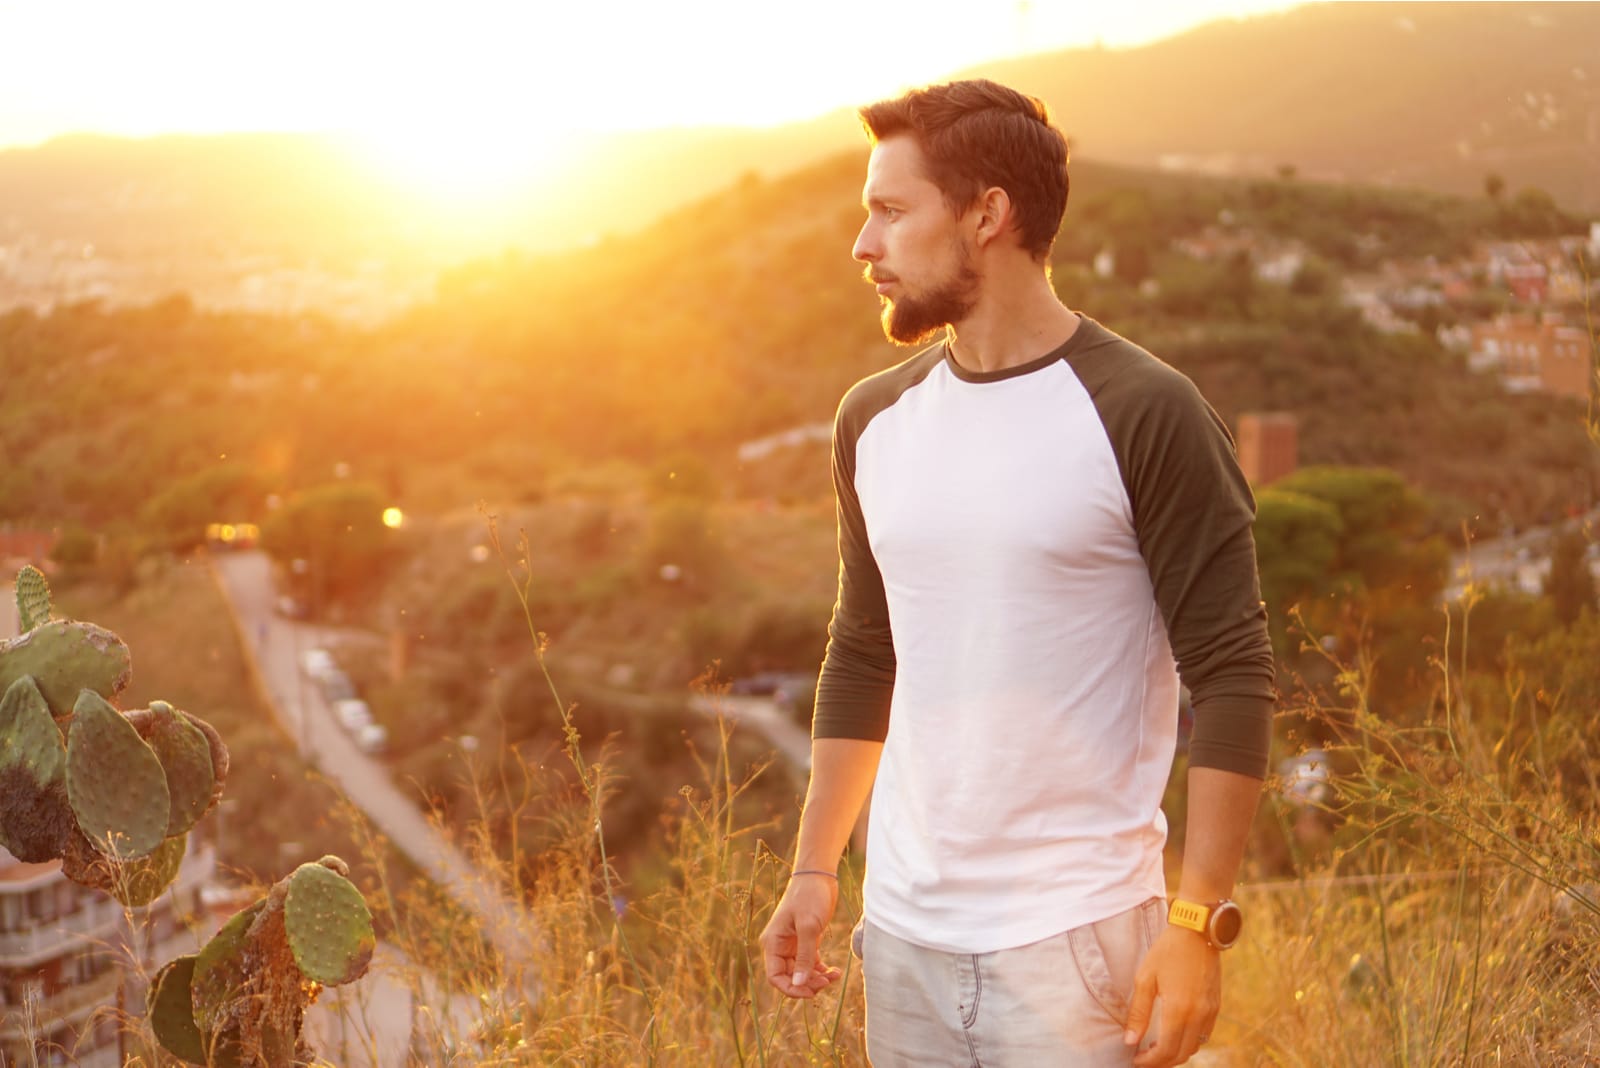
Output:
top-left (1236, 412), bottom-right (1300, 487)
top-left (0, 839), bottom-right (218, 1066)
top-left (1469, 316), bottom-right (1593, 400)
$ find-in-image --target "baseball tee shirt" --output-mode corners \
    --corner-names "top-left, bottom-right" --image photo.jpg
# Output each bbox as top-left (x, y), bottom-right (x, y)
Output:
top-left (813, 314), bottom-right (1275, 955)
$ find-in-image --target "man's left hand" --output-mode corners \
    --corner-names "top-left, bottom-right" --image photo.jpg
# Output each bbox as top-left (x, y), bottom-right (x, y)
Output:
top-left (1123, 925), bottom-right (1220, 1067)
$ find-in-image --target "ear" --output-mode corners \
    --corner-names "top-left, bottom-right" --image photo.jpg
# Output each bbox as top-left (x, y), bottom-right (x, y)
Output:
top-left (971, 186), bottom-right (1014, 250)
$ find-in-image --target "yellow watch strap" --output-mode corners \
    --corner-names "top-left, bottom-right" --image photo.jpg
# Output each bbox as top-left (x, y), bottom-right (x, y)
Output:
top-left (1168, 899), bottom-right (1210, 933)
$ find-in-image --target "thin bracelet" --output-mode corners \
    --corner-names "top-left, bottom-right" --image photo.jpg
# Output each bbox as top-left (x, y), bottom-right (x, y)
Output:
top-left (791, 869), bottom-right (838, 880)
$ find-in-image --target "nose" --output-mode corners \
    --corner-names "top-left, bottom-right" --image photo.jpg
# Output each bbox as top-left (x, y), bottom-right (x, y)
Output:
top-left (852, 219), bottom-right (879, 264)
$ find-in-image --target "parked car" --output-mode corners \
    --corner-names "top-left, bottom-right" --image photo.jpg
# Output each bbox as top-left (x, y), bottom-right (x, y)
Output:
top-left (334, 699), bottom-right (373, 733)
top-left (729, 671), bottom-right (816, 704)
top-left (299, 648), bottom-right (336, 680)
top-left (356, 723), bottom-right (388, 755)
top-left (318, 670), bottom-right (357, 703)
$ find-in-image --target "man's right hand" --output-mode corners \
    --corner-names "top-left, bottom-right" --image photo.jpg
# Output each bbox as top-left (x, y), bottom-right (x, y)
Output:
top-left (758, 872), bottom-right (843, 999)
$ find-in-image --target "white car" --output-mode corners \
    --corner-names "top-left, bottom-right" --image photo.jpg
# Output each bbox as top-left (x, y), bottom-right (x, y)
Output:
top-left (299, 648), bottom-right (337, 680)
top-left (334, 699), bottom-right (372, 733)
top-left (356, 723), bottom-right (388, 755)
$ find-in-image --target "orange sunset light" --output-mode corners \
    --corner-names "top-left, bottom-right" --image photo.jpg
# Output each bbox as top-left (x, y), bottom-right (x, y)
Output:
top-left (1, 1), bottom-right (1302, 168)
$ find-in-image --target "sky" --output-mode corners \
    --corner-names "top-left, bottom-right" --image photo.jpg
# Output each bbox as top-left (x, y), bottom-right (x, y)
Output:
top-left (0, 0), bottom-right (1302, 199)
top-left (0, 0), bottom-right (1304, 142)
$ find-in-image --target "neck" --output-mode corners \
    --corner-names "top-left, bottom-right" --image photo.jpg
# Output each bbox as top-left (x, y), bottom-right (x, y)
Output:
top-left (946, 266), bottom-right (1079, 374)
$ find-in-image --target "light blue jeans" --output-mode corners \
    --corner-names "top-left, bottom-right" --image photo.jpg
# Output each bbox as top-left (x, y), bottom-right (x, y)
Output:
top-left (858, 898), bottom-right (1165, 1067)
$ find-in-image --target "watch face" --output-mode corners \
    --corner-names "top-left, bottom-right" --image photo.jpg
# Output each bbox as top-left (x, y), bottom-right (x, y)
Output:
top-left (1210, 902), bottom-right (1243, 948)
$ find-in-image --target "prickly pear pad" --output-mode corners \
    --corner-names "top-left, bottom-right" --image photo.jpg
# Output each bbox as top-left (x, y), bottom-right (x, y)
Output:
top-left (284, 860), bottom-right (376, 985)
top-left (66, 689), bottom-right (170, 859)
top-left (109, 832), bottom-right (187, 908)
top-left (148, 954), bottom-right (207, 1065)
top-left (0, 675), bottom-right (72, 861)
top-left (0, 620), bottom-right (131, 717)
top-left (144, 701), bottom-right (216, 836)
top-left (15, 566), bottom-right (51, 634)
top-left (192, 900), bottom-right (265, 1037)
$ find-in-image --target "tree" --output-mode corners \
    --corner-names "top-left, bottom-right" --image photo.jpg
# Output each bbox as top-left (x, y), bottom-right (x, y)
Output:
top-left (1254, 488), bottom-right (1343, 648)
top-left (1545, 528), bottom-right (1597, 626)
top-left (1484, 172), bottom-right (1505, 202)
top-left (140, 463), bottom-right (266, 550)
top-left (260, 482), bottom-right (397, 613)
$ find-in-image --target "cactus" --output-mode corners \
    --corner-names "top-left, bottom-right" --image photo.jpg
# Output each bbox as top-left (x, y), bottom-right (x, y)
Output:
top-left (126, 703), bottom-right (231, 811)
top-left (143, 700), bottom-right (217, 836)
top-left (0, 619), bottom-right (131, 718)
top-left (1, 570), bottom-right (376, 1065)
top-left (109, 832), bottom-right (187, 908)
top-left (192, 901), bottom-right (265, 1039)
top-left (154, 857), bottom-right (373, 1067)
top-left (148, 955), bottom-right (213, 1066)
top-left (0, 571), bottom-right (229, 893)
top-left (15, 565), bottom-right (51, 633)
top-left (284, 855), bottom-right (376, 985)
top-left (66, 689), bottom-right (170, 860)
top-left (0, 675), bottom-right (74, 861)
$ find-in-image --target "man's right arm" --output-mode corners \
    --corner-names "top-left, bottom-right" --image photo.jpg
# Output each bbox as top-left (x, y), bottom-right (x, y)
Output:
top-left (758, 738), bottom-right (883, 998)
top-left (760, 392), bottom-right (897, 998)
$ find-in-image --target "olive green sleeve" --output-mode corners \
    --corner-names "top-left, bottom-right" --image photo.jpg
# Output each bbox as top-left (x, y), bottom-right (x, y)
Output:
top-left (810, 352), bottom-right (944, 741)
top-left (1070, 329), bottom-right (1277, 778)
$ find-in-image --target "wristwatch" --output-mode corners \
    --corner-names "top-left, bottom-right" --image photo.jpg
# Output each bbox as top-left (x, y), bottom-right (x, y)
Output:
top-left (1168, 898), bottom-right (1243, 950)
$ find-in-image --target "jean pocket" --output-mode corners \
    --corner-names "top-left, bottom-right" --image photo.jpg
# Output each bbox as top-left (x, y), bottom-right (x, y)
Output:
top-left (1067, 902), bottom-right (1156, 1026)
top-left (851, 917), bottom-right (865, 962)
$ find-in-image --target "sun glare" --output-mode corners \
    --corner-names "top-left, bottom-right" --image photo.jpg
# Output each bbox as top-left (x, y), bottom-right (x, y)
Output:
top-left (348, 119), bottom-right (571, 208)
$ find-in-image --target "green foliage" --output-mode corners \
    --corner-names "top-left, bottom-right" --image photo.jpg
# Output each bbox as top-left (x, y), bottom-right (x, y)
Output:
top-left (1270, 466), bottom-right (1446, 597)
top-left (643, 499), bottom-right (725, 591)
top-left (1254, 489), bottom-right (1343, 649)
top-left (140, 463), bottom-right (267, 551)
top-left (260, 480), bottom-right (398, 612)
top-left (49, 524), bottom-right (99, 568)
top-left (1545, 527), bottom-right (1597, 626)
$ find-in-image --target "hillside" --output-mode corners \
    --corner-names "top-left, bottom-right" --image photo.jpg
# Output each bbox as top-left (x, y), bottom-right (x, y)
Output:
top-left (979, 1), bottom-right (1600, 210)
top-left (0, 1), bottom-right (1594, 320)
top-left (1, 142), bottom-right (1593, 542)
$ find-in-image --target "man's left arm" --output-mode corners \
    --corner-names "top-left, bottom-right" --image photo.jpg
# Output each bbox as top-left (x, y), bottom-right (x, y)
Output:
top-left (1125, 766), bottom-right (1261, 1067)
top-left (1105, 361), bottom-right (1277, 1067)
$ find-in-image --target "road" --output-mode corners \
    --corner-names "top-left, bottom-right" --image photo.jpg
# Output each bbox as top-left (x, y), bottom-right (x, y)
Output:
top-left (208, 550), bottom-right (539, 982)
top-left (687, 692), bottom-right (812, 775)
top-left (1445, 507), bottom-right (1600, 600)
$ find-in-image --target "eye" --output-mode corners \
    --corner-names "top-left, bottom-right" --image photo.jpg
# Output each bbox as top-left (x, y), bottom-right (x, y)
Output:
top-left (882, 207), bottom-right (902, 221)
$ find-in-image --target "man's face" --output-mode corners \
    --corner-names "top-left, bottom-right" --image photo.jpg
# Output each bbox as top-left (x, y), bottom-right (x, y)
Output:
top-left (852, 136), bottom-right (980, 346)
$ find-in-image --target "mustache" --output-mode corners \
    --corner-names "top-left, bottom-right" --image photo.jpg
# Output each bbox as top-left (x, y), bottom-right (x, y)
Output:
top-left (863, 268), bottom-right (898, 285)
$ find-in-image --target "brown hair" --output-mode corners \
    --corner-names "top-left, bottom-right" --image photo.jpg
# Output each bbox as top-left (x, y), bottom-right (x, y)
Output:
top-left (859, 79), bottom-right (1069, 260)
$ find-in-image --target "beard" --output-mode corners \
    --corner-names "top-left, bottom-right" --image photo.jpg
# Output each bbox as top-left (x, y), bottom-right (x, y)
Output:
top-left (880, 252), bottom-right (981, 346)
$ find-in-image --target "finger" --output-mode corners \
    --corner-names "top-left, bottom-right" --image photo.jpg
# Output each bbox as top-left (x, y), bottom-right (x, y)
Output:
top-left (792, 916), bottom-right (822, 988)
top-left (760, 929), bottom-right (792, 991)
top-left (1123, 965), bottom-right (1157, 1049)
top-left (1133, 999), bottom-right (1196, 1068)
top-left (804, 963), bottom-right (842, 993)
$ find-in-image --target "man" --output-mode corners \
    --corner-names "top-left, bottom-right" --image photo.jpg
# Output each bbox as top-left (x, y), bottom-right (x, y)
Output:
top-left (758, 79), bottom-right (1276, 1067)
